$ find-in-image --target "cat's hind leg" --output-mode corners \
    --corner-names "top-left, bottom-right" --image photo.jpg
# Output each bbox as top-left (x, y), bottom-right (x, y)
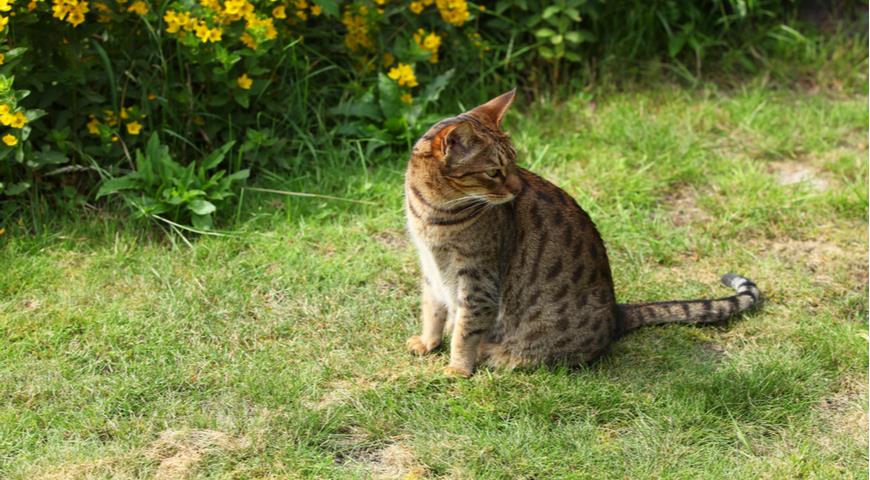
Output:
top-left (477, 341), bottom-right (535, 370)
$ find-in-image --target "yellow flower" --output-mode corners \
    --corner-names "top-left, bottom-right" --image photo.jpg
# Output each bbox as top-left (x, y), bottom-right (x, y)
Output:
top-left (127, 0), bottom-right (147, 15)
top-left (240, 32), bottom-right (257, 50)
top-left (126, 121), bottom-right (142, 135)
top-left (342, 8), bottom-right (373, 53)
top-left (382, 52), bottom-right (395, 67)
top-left (414, 29), bottom-right (442, 63)
top-left (0, 227), bottom-right (5, 236)
top-left (147, 92), bottom-right (156, 101)
top-left (0, 53), bottom-right (4, 65)
top-left (27, 0), bottom-right (37, 11)
top-left (103, 109), bottom-right (117, 126)
top-left (2, 134), bottom-right (17, 146)
top-left (294, 0), bottom-right (306, 8)
top-left (194, 22), bottom-right (222, 43)
top-left (237, 74), bottom-right (252, 90)
top-left (387, 63), bottom-right (418, 88)
top-left (310, 4), bottom-right (320, 15)
top-left (0, 15), bottom-right (9, 31)
top-left (87, 116), bottom-right (101, 135)
top-left (120, 107), bottom-right (129, 120)
top-left (409, 1), bottom-right (422, 14)
top-left (400, 92), bottom-right (412, 104)
top-left (272, 4), bottom-right (285, 18)
top-left (436, 0), bottom-right (468, 26)
top-left (0, 105), bottom-right (8, 115)
top-left (9, 112), bottom-right (26, 129)
top-left (0, 0), bottom-right (11, 12)
top-left (52, 0), bottom-right (90, 27)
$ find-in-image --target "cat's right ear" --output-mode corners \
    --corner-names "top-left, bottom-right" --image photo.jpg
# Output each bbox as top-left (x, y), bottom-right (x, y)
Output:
top-left (431, 122), bottom-right (474, 164)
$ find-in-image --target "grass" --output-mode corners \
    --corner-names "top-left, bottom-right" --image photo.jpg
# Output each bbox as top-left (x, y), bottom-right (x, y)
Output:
top-left (1, 84), bottom-right (867, 478)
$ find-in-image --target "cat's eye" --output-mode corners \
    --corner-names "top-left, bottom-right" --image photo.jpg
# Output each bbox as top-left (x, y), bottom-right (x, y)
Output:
top-left (485, 169), bottom-right (502, 178)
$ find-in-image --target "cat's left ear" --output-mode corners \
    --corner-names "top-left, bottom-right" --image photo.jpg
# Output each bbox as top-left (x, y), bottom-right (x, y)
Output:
top-left (469, 89), bottom-right (516, 129)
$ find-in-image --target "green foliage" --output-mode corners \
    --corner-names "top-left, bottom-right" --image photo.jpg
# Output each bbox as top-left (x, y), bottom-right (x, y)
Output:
top-left (0, 0), bottom-right (864, 229)
top-left (96, 133), bottom-right (248, 229)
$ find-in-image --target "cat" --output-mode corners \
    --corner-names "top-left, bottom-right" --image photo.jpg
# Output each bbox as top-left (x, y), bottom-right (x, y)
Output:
top-left (404, 90), bottom-right (761, 378)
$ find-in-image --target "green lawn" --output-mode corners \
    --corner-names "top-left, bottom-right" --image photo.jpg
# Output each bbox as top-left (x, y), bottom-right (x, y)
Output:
top-left (1, 85), bottom-right (867, 479)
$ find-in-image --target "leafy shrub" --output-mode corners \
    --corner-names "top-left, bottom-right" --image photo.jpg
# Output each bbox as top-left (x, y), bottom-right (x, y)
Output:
top-left (96, 133), bottom-right (248, 229)
top-left (0, 0), bottom-right (860, 227)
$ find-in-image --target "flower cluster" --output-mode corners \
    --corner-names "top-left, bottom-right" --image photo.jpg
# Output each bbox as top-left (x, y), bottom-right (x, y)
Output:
top-left (388, 63), bottom-right (418, 87)
top-left (436, 0), bottom-right (468, 26)
top-left (52, 0), bottom-right (89, 27)
top-left (342, 4), bottom-right (373, 53)
top-left (413, 28), bottom-right (442, 63)
top-left (0, 0), bottom-right (13, 32)
top-left (409, 0), bottom-right (433, 15)
top-left (86, 106), bottom-right (145, 140)
top-left (127, 0), bottom-right (147, 15)
top-left (0, 104), bottom-right (27, 147)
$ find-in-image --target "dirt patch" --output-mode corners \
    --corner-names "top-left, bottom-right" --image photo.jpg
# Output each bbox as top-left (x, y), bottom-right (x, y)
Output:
top-left (146, 429), bottom-right (248, 480)
top-left (368, 444), bottom-right (427, 479)
top-left (767, 161), bottom-right (830, 191)
top-left (817, 376), bottom-right (869, 455)
top-left (662, 188), bottom-right (711, 227)
top-left (305, 379), bottom-right (378, 411)
top-left (373, 228), bottom-right (408, 250)
top-left (37, 457), bottom-right (126, 480)
top-left (338, 441), bottom-right (428, 479)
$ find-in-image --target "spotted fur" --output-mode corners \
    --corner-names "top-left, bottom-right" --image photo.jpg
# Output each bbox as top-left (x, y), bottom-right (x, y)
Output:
top-left (404, 90), bottom-right (761, 377)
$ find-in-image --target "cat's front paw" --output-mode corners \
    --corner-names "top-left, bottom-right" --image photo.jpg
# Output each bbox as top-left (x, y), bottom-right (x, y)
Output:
top-left (443, 365), bottom-right (473, 378)
top-left (407, 336), bottom-right (439, 356)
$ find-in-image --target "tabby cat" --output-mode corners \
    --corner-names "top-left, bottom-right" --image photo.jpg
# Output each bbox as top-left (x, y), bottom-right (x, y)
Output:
top-left (405, 90), bottom-right (761, 378)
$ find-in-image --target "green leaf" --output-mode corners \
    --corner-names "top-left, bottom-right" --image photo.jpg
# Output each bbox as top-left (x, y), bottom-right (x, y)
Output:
top-left (535, 28), bottom-right (556, 39)
top-left (201, 141), bottom-right (236, 170)
top-left (4, 48), bottom-right (27, 62)
top-left (564, 8), bottom-right (581, 21)
top-left (188, 199), bottom-right (216, 216)
top-left (312, 0), bottom-right (338, 17)
top-left (550, 34), bottom-right (563, 45)
top-left (539, 46), bottom-right (555, 59)
top-left (25, 109), bottom-right (47, 123)
top-left (669, 35), bottom-right (687, 58)
top-left (377, 73), bottom-right (403, 121)
top-left (564, 51), bottom-right (582, 62)
top-left (565, 31), bottom-right (582, 44)
top-left (191, 213), bottom-right (213, 230)
top-left (330, 93), bottom-right (381, 120)
top-left (542, 6), bottom-right (561, 19)
top-left (30, 148), bottom-right (69, 166)
top-left (4, 181), bottom-right (30, 195)
top-left (225, 168), bottom-right (250, 182)
top-left (234, 92), bottom-right (250, 108)
top-left (89, 39), bottom-right (118, 114)
top-left (96, 175), bottom-right (140, 198)
top-left (419, 68), bottom-right (455, 105)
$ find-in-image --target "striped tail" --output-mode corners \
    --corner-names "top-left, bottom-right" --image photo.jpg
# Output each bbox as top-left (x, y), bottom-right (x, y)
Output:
top-left (616, 273), bottom-right (761, 335)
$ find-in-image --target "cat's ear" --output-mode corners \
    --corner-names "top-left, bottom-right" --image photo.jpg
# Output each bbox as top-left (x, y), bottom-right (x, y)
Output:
top-left (431, 122), bottom-right (476, 164)
top-left (469, 88), bottom-right (516, 129)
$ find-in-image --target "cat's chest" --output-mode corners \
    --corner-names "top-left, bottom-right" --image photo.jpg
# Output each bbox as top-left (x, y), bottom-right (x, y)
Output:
top-left (408, 228), bottom-right (456, 307)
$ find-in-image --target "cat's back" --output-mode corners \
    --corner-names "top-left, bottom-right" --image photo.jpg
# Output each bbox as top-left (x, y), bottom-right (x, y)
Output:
top-left (496, 169), bottom-right (618, 363)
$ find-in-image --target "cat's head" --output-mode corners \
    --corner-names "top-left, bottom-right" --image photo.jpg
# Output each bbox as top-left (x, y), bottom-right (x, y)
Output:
top-left (410, 90), bottom-right (523, 206)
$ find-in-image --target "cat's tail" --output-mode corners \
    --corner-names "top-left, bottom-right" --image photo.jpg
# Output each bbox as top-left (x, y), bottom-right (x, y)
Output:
top-left (615, 273), bottom-right (761, 335)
